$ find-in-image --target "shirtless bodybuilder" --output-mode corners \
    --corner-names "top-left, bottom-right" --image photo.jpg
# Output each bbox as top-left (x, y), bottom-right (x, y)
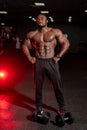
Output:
top-left (22, 14), bottom-right (73, 126)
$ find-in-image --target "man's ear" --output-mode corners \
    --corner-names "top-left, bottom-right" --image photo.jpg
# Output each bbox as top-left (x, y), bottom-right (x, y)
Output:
top-left (47, 20), bottom-right (48, 23)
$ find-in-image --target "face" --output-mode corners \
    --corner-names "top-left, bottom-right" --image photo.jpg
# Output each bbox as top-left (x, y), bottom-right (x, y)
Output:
top-left (36, 14), bottom-right (48, 27)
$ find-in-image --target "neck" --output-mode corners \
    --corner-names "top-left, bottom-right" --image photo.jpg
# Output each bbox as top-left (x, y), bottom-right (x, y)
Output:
top-left (38, 26), bottom-right (48, 33)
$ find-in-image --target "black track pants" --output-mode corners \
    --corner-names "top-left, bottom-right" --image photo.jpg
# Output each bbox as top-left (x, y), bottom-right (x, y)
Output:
top-left (34, 58), bottom-right (66, 113)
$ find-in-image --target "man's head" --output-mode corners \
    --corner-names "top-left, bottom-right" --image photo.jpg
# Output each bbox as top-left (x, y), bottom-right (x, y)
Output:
top-left (36, 13), bottom-right (48, 27)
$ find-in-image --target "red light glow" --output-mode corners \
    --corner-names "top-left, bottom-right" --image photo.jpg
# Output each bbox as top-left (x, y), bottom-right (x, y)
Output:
top-left (0, 110), bottom-right (13, 120)
top-left (0, 71), bottom-right (8, 80)
top-left (0, 100), bottom-right (10, 109)
top-left (0, 95), bottom-right (10, 109)
top-left (0, 95), bottom-right (13, 120)
top-left (0, 72), bottom-right (5, 77)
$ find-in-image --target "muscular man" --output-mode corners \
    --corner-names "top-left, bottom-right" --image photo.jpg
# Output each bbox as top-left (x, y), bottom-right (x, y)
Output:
top-left (22, 14), bottom-right (70, 122)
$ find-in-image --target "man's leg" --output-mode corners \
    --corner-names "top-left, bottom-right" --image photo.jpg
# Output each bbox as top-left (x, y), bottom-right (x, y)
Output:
top-left (45, 59), bottom-right (74, 126)
top-left (33, 60), bottom-right (51, 124)
top-left (46, 59), bottom-right (66, 114)
top-left (34, 59), bottom-right (45, 112)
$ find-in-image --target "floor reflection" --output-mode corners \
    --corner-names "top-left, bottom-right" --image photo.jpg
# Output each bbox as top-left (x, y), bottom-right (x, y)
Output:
top-left (0, 94), bottom-right (25, 130)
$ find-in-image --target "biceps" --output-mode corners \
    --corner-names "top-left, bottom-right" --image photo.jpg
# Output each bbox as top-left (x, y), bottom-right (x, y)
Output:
top-left (58, 35), bottom-right (69, 44)
top-left (24, 39), bottom-right (32, 48)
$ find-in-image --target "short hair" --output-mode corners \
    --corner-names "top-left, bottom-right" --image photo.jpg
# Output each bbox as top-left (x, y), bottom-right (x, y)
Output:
top-left (37, 13), bottom-right (48, 20)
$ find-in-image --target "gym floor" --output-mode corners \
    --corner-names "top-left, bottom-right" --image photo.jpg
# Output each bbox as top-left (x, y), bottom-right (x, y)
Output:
top-left (0, 49), bottom-right (87, 130)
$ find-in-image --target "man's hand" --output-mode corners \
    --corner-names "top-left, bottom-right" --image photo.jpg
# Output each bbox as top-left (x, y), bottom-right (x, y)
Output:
top-left (29, 57), bottom-right (36, 64)
top-left (53, 57), bottom-right (60, 63)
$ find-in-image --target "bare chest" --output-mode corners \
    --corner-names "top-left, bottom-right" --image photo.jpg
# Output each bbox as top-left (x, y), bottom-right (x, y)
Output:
top-left (33, 31), bottom-right (55, 43)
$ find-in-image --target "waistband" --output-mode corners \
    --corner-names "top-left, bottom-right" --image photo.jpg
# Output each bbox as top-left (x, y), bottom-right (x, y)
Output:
top-left (36, 57), bottom-right (53, 60)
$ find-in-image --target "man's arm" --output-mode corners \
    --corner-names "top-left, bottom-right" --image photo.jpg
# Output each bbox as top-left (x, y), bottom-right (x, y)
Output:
top-left (22, 34), bottom-right (36, 64)
top-left (56, 29), bottom-right (70, 58)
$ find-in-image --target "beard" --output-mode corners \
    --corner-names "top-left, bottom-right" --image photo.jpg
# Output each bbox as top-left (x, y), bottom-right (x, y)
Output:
top-left (37, 23), bottom-right (46, 28)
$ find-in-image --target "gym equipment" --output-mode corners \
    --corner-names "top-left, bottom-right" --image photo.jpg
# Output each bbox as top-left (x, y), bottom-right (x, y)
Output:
top-left (64, 112), bottom-right (74, 124)
top-left (32, 111), bottom-right (51, 124)
top-left (55, 114), bottom-right (65, 127)
top-left (55, 112), bottom-right (74, 127)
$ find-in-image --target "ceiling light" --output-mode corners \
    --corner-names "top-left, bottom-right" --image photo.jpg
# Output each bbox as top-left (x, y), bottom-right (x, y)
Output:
top-left (1, 23), bottom-right (5, 26)
top-left (29, 16), bottom-right (32, 19)
top-left (34, 2), bottom-right (45, 6)
top-left (40, 11), bottom-right (49, 14)
top-left (85, 10), bottom-right (87, 13)
top-left (68, 16), bottom-right (72, 22)
top-left (64, 34), bottom-right (68, 38)
top-left (49, 16), bottom-right (54, 22)
top-left (32, 18), bottom-right (36, 22)
top-left (0, 11), bottom-right (8, 14)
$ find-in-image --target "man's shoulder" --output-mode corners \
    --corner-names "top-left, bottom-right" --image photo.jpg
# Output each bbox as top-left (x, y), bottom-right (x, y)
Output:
top-left (47, 27), bottom-right (60, 32)
top-left (52, 27), bottom-right (62, 32)
top-left (50, 28), bottom-right (62, 36)
top-left (27, 30), bottom-right (37, 39)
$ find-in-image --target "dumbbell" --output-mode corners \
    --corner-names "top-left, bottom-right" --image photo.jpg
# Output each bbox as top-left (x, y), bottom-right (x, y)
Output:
top-left (55, 112), bottom-right (74, 127)
top-left (64, 112), bottom-right (74, 124)
top-left (32, 111), bottom-right (51, 124)
top-left (55, 114), bottom-right (65, 127)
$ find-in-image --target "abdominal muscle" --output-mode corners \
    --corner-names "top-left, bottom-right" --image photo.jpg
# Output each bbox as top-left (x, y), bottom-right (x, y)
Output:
top-left (35, 41), bottom-right (56, 59)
